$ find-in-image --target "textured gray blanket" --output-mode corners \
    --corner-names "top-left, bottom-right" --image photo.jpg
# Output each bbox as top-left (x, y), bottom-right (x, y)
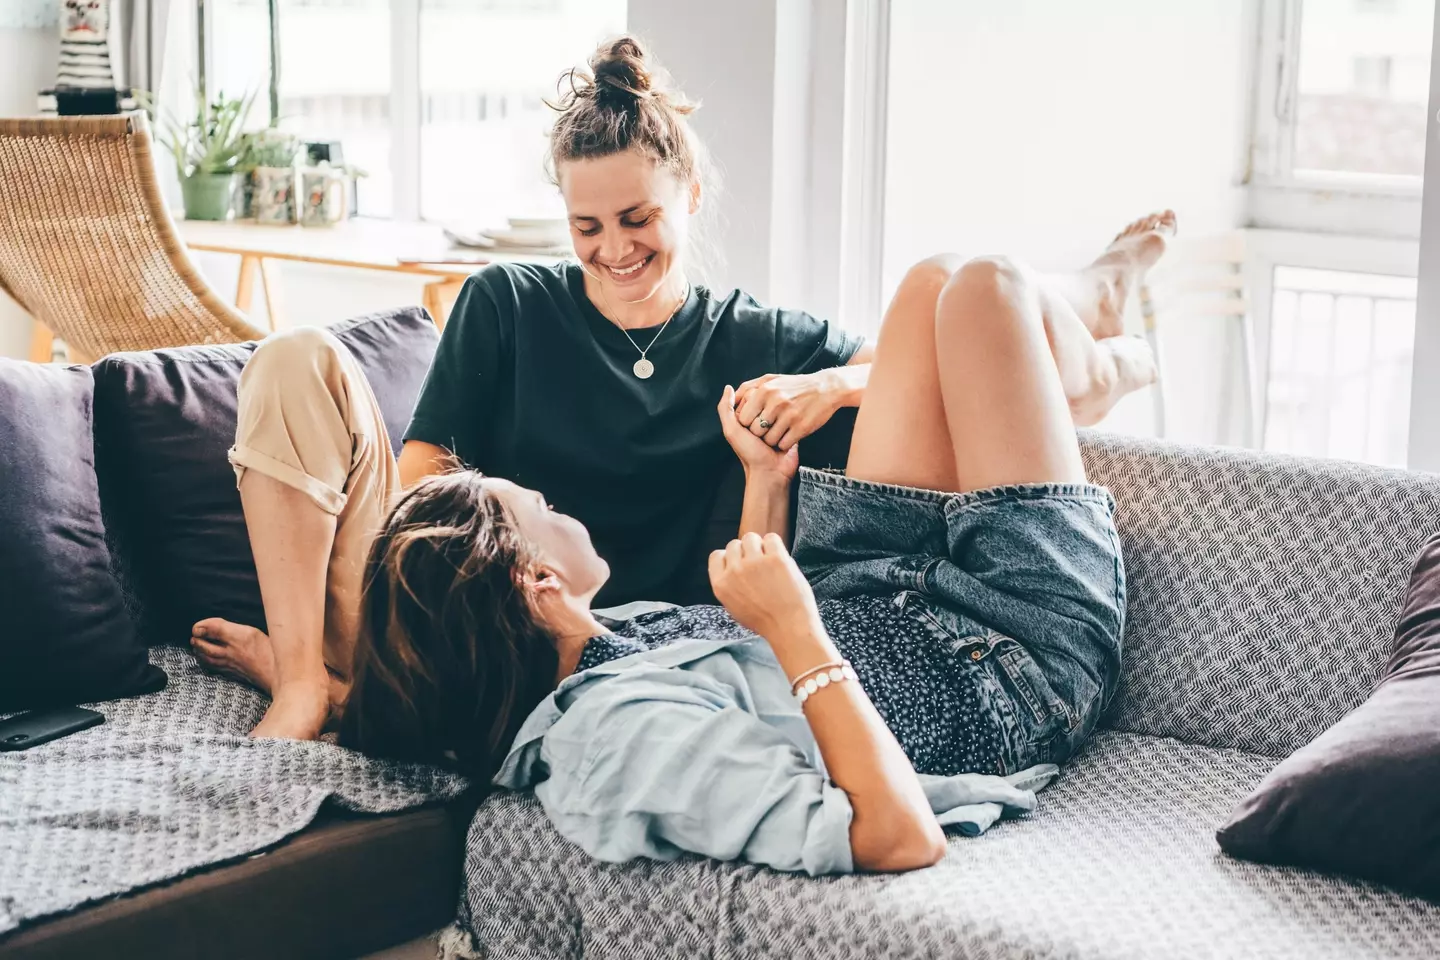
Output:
top-left (0, 646), bottom-right (468, 937)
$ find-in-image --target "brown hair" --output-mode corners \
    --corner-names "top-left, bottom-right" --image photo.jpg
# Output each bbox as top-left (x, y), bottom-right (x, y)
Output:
top-left (337, 471), bottom-right (558, 783)
top-left (547, 35), bottom-right (706, 188)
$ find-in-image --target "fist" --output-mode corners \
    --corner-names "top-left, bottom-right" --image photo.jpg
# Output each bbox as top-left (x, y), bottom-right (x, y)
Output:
top-left (709, 532), bottom-right (822, 641)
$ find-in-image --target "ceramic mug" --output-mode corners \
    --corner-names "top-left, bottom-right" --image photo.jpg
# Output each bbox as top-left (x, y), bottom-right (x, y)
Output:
top-left (300, 167), bottom-right (348, 227)
top-left (253, 166), bottom-right (297, 224)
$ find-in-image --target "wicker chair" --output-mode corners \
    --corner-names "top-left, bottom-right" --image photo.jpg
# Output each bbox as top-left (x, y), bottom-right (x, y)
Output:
top-left (0, 113), bottom-right (265, 363)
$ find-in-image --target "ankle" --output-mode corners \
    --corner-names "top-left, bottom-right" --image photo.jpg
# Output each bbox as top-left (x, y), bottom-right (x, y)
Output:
top-left (271, 679), bottom-right (330, 703)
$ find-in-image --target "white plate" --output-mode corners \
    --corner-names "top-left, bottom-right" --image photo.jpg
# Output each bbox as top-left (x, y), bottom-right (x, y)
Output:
top-left (480, 228), bottom-right (571, 249)
top-left (508, 216), bottom-right (569, 232)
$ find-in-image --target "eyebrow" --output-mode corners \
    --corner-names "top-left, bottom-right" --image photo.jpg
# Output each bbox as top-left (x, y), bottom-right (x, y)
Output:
top-left (569, 204), bottom-right (651, 223)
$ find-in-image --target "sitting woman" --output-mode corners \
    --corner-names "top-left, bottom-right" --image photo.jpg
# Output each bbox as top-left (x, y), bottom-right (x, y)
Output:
top-left (336, 215), bottom-right (1167, 873)
top-left (190, 35), bottom-right (1164, 742)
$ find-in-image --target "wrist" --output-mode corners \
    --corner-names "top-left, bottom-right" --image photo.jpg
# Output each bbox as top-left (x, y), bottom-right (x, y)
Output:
top-left (821, 366), bottom-right (864, 408)
top-left (743, 464), bottom-right (794, 486)
top-left (768, 616), bottom-right (839, 664)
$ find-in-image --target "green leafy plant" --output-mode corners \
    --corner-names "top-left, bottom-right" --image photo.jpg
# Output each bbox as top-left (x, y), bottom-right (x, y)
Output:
top-left (139, 86), bottom-right (258, 179)
top-left (239, 127), bottom-right (302, 171)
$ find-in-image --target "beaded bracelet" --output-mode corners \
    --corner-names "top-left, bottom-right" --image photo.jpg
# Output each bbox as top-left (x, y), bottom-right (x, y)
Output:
top-left (793, 661), bottom-right (860, 705)
top-left (789, 660), bottom-right (843, 694)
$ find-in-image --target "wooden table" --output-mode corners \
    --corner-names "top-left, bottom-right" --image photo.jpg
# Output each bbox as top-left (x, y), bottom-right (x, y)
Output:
top-left (178, 219), bottom-right (565, 330)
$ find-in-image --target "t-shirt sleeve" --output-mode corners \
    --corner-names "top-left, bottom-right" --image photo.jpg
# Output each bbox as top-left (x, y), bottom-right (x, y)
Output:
top-left (774, 307), bottom-right (863, 375)
top-left (403, 273), bottom-right (504, 464)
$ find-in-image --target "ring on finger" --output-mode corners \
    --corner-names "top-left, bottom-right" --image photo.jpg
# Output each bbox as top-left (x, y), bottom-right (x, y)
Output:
top-left (758, 418), bottom-right (773, 429)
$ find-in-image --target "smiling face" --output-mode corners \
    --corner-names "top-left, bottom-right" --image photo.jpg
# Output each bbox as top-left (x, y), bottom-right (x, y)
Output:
top-left (483, 478), bottom-right (609, 602)
top-left (559, 149), bottom-right (698, 306)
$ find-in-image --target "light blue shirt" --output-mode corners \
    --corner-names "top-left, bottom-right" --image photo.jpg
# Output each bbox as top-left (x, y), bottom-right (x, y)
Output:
top-left (493, 633), bottom-right (1058, 876)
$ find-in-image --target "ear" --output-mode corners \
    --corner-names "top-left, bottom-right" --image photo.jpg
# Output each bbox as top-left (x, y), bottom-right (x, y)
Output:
top-left (527, 569), bottom-right (564, 598)
top-left (688, 177), bottom-right (702, 215)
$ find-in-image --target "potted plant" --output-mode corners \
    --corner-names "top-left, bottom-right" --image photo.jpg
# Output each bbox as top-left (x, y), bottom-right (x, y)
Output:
top-left (142, 88), bottom-right (257, 220)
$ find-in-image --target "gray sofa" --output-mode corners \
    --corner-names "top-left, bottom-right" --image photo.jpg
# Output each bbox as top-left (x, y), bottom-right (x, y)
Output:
top-left (448, 431), bottom-right (1440, 959)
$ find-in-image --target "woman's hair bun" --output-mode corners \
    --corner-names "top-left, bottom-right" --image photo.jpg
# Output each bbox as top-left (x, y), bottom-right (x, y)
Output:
top-left (589, 36), bottom-right (654, 106)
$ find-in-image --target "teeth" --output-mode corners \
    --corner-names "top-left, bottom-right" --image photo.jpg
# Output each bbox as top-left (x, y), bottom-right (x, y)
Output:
top-left (610, 258), bottom-right (647, 276)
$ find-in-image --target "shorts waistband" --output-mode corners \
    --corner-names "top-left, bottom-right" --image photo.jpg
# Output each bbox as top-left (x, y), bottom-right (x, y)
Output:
top-left (797, 467), bottom-right (1114, 509)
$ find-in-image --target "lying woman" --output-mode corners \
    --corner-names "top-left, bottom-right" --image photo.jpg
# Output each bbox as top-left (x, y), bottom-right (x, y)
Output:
top-left (190, 35), bottom-right (1165, 742)
top-left (335, 210), bottom-right (1169, 872)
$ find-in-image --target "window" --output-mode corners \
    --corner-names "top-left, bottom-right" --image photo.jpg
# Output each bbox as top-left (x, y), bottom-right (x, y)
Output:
top-left (204, 0), bottom-right (625, 220)
top-left (1245, 0), bottom-right (1434, 468)
top-left (418, 0), bottom-right (624, 222)
top-left (1257, 0), bottom-right (1434, 188)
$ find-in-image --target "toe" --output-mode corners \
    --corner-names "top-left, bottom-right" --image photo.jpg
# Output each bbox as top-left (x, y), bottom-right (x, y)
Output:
top-left (193, 618), bottom-right (227, 640)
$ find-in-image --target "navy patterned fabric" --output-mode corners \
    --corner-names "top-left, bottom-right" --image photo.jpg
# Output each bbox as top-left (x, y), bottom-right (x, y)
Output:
top-left (587, 598), bottom-right (1004, 777)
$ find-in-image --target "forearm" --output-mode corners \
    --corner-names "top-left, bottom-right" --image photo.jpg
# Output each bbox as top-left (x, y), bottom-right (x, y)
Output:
top-left (739, 468), bottom-right (793, 542)
top-left (767, 621), bottom-right (944, 871)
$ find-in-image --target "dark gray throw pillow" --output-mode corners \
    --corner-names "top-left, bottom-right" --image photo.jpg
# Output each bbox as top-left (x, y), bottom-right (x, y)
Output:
top-left (1216, 532), bottom-right (1440, 900)
top-left (92, 308), bottom-right (439, 646)
top-left (0, 359), bottom-right (166, 711)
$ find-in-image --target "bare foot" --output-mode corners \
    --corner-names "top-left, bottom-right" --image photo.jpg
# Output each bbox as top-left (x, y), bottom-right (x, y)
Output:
top-left (1083, 210), bottom-right (1177, 339)
top-left (1070, 336), bottom-right (1160, 426)
top-left (192, 619), bottom-right (277, 695)
top-left (249, 686), bottom-right (330, 741)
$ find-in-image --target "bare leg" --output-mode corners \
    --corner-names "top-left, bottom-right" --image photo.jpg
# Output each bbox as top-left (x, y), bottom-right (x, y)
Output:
top-left (847, 212), bottom-right (1174, 489)
top-left (844, 255), bottom-right (965, 492)
top-left (930, 257), bottom-right (1087, 489)
top-left (190, 326), bottom-right (400, 739)
top-left (1046, 210), bottom-right (1176, 339)
top-left (193, 473), bottom-right (335, 738)
top-left (1041, 211), bottom-right (1174, 425)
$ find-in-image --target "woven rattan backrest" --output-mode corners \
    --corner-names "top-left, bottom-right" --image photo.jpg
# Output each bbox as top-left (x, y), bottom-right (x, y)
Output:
top-left (0, 113), bottom-right (264, 358)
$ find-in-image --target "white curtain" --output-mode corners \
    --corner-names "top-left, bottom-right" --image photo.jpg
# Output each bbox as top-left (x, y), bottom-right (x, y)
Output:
top-left (120, 0), bottom-right (172, 96)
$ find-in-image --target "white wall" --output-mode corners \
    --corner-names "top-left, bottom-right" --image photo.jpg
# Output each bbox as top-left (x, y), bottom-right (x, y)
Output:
top-left (627, 0), bottom-right (780, 299)
top-left (883, 0), bottom-right (1255, 443)
top-left (0, 26), bottom-right (60, 359)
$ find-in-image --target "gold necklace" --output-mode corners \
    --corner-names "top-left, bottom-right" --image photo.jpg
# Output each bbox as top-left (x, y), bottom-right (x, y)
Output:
top-left (596, 278), bottom-right (690, 380)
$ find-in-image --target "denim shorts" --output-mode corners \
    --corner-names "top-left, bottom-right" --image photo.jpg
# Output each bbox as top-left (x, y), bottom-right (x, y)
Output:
top-left (791, 468), bottom-right (1126, 771)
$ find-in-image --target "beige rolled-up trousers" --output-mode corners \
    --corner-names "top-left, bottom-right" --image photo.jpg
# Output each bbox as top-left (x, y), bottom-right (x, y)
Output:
top-left (228, 327), bottom-right (399, 682)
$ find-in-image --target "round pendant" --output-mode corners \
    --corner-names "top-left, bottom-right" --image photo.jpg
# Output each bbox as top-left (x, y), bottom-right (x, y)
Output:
top-left (633, 357), bottom-right (655, 379)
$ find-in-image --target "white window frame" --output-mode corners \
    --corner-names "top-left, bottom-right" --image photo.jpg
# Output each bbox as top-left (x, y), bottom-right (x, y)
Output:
top-left (1247, 0), bottom-right (1425, 240)
top-left (835, 0), bottom-right (890, 334)
top-left (1410, 1), bottom-right (1440, 471)
top-left (389, 0), bottom-right (421, 222)
top-left (1240, 0), bottom-right (1440, 468)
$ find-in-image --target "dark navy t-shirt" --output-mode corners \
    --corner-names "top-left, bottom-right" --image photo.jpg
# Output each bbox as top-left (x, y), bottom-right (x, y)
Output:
top-left (403, 261), bottom-right (861, 606)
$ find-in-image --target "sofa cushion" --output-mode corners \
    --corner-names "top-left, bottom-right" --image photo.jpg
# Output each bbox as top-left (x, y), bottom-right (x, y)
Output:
top-left (1216, 532), bottom-right (1440, 899)
top-left (458, 730), bottom-right (1440, 960)
top-left (92, 308), bottom-right (439, 645)
top-left (1080, 432), bottom-right (1440, 757)
top-left (0, 359), bottom-right (165, 711)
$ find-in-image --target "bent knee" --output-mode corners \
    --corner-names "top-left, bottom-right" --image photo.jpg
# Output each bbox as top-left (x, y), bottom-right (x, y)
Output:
top-left (948, 255), bottom-right (1032, 295)
top-left (245, 326), bottom-right (346, 385)
top-left (938, 256), bottom-right (1039, 324)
